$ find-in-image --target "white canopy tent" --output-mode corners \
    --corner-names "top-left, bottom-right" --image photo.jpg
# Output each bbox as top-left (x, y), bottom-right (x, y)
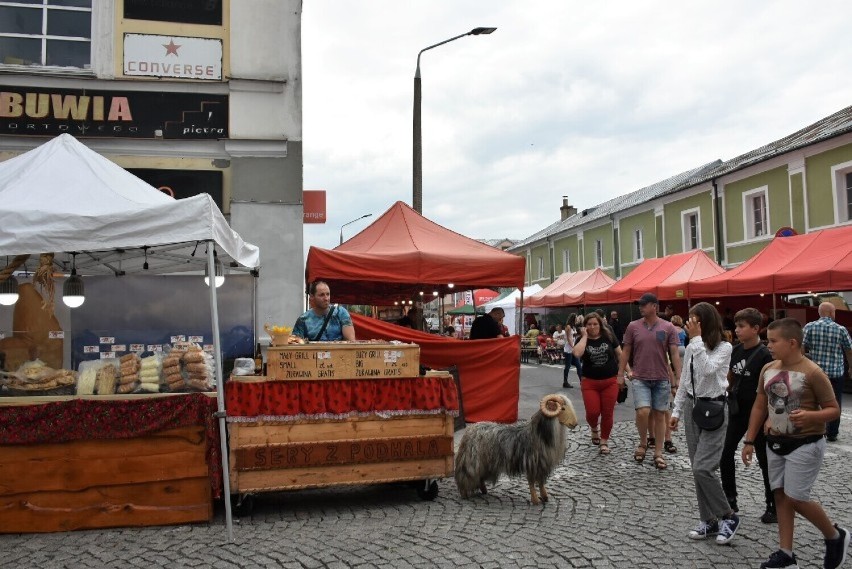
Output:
top-left (481, 284), bottom-right (542, 335)
top-left (0, 134), bottom-right (259, 540)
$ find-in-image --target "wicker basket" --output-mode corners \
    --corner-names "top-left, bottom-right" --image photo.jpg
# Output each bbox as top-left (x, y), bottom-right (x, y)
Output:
top-left (0, 384), bottom-right (77, 397)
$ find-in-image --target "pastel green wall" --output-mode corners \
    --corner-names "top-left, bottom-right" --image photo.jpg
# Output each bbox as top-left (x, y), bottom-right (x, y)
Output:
top-left (805, 143), bottom-right (852, 228)
top-left (790, 172), bottom-right (805, 233)
top-left (553, 234), bottom-right (579, 274)
top-left (582, 223), bottom-right (614, 269)
top-left (663, 191), bottom-right (714, 254)
top-left (727, 239), bottom-right (771, 265)
top-left (618, 210), bottom-right (656, 265)
top-left (723, 166), bottom-right (790, 243)
top-left (529, 243), bottom-right (551, 284)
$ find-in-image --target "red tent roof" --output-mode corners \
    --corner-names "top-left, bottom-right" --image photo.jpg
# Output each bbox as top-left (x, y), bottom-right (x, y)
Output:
top-left (525, 269), bottom-right (616, 307)
top-left (690, 226), bottom-right (852, 297)
top-left (584, 250), bottom-right (725, 304)
top-left (305, 201), bottom-right (526, 305)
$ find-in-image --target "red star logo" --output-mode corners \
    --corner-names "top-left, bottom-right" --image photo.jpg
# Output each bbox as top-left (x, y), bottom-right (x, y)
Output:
top-left (163, 39), bottom-right (181, 56)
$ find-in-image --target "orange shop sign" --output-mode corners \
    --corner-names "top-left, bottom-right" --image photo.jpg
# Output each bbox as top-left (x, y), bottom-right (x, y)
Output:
top-left (303, 190), bottom-right (326, 224)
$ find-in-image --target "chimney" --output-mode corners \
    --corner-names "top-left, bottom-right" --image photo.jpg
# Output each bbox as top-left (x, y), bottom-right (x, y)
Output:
top-left (560, 196), bottom-right (577, 221)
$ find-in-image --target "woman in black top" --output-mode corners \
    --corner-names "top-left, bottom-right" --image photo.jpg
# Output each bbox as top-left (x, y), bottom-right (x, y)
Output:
top-left (573, 312), bottom-right (624, 455)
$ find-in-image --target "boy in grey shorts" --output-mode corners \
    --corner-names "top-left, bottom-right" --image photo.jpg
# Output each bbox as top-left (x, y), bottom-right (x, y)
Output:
top-left (742, 318), bottom-right (848, 569)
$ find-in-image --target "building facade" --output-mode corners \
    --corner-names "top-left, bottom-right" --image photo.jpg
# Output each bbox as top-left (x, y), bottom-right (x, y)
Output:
top-left (0, 0), bottom-right (304, 336)
top-left (511, 106), bottom-right (852, 288)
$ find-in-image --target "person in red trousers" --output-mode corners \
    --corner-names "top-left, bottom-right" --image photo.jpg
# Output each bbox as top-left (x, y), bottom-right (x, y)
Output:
top-left (573, 312), bottom-right (624, 455)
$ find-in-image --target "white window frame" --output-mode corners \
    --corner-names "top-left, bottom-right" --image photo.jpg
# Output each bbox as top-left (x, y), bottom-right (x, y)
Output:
top-left (831, 159), bottom-right (852, 225)
top-left (561, 249), bottom-right (571, 274)
top-left (681, 208), bottom-right (701, 251)
top-left (536, 256), bottom-right (544, 280)
top-left (742, 186), bottom-right (770, 240)
top-left (634, 229), bottom-right (643, 261)
top-left (0, 1), bottom-right (93, 71)
top-left (594, 239), bottom-right (603, 268)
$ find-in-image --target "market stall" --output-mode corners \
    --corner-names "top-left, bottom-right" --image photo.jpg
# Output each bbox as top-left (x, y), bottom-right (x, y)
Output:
top-left (225, 342), bottom-right (458, 508)
top-left (305, 201), bottom-right (526, 422)
top-left (0, 134), bottom-right (259, 537)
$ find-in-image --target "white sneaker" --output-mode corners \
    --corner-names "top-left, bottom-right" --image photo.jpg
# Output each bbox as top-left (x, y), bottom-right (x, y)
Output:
top-left (688, 520), bottom-right (718, 540)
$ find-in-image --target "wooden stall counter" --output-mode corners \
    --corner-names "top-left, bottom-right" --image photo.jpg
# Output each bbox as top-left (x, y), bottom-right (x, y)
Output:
top-left (225, 367), bottom-right (458, 502)
top-left (0, 392), bottom-right (220, 533)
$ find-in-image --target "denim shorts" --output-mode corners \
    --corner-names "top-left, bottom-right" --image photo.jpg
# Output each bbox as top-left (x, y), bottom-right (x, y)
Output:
top-left (631, 379), bottom-right (670, 411)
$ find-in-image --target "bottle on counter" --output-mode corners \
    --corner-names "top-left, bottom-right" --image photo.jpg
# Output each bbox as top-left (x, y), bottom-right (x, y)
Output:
top-left (254, 342), bottom-right (263, 375)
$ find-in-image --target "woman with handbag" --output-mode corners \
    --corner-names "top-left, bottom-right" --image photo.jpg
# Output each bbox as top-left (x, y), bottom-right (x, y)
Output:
top-left (670, 302), bottom-right (738, 545)
top-left (573, 312), bottom-right (623, 455)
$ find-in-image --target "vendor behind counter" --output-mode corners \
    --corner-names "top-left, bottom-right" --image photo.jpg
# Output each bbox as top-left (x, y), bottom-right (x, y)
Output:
top-left (292, 280), bottom-right (356, 341)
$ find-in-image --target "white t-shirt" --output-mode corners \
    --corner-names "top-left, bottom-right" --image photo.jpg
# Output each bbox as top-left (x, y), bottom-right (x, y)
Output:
top-left (553, 330), bottom-right (567, 349)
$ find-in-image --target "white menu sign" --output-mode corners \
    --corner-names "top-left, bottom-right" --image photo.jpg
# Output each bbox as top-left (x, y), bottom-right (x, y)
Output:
top-left (124, 34), bottom-right (223, 80)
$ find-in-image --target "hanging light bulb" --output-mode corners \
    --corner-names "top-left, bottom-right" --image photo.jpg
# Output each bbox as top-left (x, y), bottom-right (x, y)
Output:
top-left (204, 255), bottom-right (225, 288)
top-left (63, 253), bottom-right (85, 308)
top-left (0, 275), bottom-right (19, 306)
top-left (432, 291), bottom-right (439, 297)
top-left (143, 246), bottom-right (149, 270)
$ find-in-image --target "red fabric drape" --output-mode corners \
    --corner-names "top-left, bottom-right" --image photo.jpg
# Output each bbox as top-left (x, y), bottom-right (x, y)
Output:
top-left (225, 376), bottom-right (459, 419)
top-left (351, 314), bottom-right (519, 423)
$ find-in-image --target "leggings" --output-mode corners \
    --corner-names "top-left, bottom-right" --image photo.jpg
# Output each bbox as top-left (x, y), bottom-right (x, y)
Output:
top-left (581, 376), bottom-right (619, 440)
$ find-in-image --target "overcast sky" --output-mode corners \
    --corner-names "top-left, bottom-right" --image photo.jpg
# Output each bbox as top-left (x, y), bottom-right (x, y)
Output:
top-left (301, 1), bottom-right (852, 254)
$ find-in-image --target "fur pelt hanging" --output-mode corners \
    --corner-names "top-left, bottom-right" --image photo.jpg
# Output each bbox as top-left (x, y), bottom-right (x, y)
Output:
top-left (33, 253), bottom-right (55, 312)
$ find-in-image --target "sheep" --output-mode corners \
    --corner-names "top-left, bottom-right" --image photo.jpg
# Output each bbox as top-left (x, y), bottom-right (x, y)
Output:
top-left (454, 393), bottom-right (578, 504)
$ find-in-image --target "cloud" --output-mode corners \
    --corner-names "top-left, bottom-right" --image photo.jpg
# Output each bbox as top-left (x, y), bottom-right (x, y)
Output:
top-left (302, 0), bottom-right (852, 255)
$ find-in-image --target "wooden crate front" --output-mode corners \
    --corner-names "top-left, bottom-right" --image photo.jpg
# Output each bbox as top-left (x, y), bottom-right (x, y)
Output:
top-left (229, 414), bottom-right (454, 493)
top-left (0, 425), bottom-right (212, 533)
top-left (266, 343), bottom-right (420, 381)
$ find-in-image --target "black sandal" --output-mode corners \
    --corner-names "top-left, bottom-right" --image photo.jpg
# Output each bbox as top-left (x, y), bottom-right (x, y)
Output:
top-left (664, 440), bottom-right (677, 454)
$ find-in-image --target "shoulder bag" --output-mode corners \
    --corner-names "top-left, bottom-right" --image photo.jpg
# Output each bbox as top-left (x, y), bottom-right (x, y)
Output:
top-left (690, 356), bottom-right (726, 431)
top-left (312, 305), bottom-right (338, 342)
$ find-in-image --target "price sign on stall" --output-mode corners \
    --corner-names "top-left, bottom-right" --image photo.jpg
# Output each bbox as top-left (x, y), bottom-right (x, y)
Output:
top-left (111, 345), bottom-right (127, 352)
top-left (100, 352), bottom-right (116, 359)
top-left (189, 335), bottom-right (204, 343)
top-left (203, 344), bottom-right (214, 352)
top-left (171, 335), bottom-right (186, 343)
top-left (147, 344), bottom-right (163, 352)
top-left (100, 337), bottom-right (115, 344)
top-left (130, 344), bottom-right (145, 352)
top-left (48, 330), bottom-right (65, 339)
top-left (83, 345), bottom-right (100, 353)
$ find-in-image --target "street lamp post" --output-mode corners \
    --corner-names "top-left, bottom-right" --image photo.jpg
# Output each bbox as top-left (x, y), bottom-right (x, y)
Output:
top-left (339, 213), bottom-right (373, 245)
top-left (413, 27), bottom-right (496, 214)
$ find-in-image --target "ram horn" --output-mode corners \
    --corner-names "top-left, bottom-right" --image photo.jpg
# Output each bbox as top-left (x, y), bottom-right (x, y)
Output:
top-left (540, 394), bottom-right (562, 417)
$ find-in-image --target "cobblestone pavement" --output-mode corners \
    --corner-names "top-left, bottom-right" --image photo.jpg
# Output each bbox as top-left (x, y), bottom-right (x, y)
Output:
top-left (2, 371), bottom-right (851, 569)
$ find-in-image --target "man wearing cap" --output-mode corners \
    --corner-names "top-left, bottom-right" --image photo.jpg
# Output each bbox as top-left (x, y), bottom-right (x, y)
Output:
top-left (618, 292), bottom-right (682, 468)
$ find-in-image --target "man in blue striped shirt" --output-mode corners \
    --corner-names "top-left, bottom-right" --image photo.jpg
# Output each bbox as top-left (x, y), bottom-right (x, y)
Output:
top-left (803, 302), bottom-right (852, 442)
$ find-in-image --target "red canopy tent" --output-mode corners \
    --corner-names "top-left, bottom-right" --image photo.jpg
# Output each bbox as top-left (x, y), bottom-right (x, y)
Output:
top-left (584, 250), bottom-right (725, 305)
top-left (305, 201), bottom-right (525, 305)
top-left (305, 201), bottom-right (527, 423)
top-left (690, 226), bottom-right (852, 297)
top-left (525, 269), bottom-right (616, 307)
